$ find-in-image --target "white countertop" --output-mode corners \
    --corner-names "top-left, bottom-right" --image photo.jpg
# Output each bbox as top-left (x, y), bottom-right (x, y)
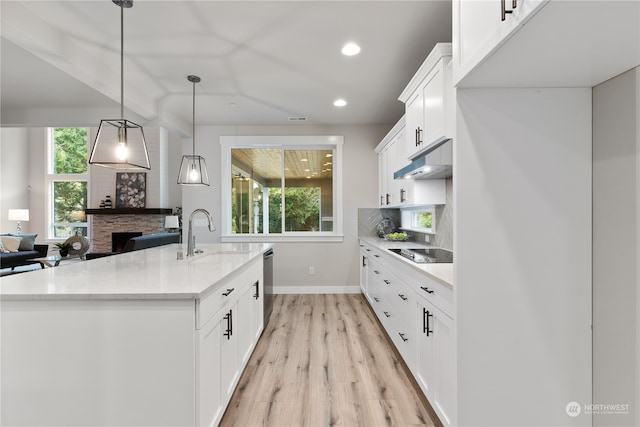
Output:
top-left (359, 237), bottom-right (453, 286)
top-left (0, 243), bottom-right (272, 300)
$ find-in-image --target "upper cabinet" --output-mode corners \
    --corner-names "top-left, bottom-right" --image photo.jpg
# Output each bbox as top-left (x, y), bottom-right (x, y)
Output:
top-left (453, 0), bottom-right (640, 88)
top-left (399, 43), bottom-right (453, 161)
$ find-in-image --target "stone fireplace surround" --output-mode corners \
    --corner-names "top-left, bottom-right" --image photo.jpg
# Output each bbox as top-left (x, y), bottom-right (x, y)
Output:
top-left (87, 209), bottom-right (173, 252)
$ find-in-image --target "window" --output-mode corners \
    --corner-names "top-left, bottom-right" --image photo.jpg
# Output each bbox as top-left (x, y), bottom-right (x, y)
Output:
top-left (401, 206), bottom-right (436, 234)
top-left (221, 136), bottom-right (343, 242)
top-left (47, 128), bottom-right (89, 239)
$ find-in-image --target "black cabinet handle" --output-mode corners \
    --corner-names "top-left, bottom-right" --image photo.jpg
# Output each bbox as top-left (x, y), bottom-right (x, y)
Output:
top-left (223, 310), bottom-right (232, 340)
top-left (374, 254), bottom-right (380, 258)
top-left (366, 248), bottom-right (371, 252)
top-left (253, 280), bottom-right (260, 300)
top-left (380, 195), bottom-right (384, 206)
top-left (362, 256), bottom-right (367, 267)
top-left (501, 0), bottom-right (513, 21)
top-left (399, 333), bottom-right (408, 342)
top-left (229, 309), bottom-right (233, 337)
top-left (386, 193), bottom-right (390, 205)
top-left (373, 270), bottom-right (380, 275)
top-left (512, 0), bottom-right (517, 8)
top-left (383, 279), bottom-right (391, 285)
top-left (416, 127), bottom-right (423, 146)
top-left (383, 311), bottom-right (391, 318)
top-left (398, 294), bottom-right (408, 301)
top-left (400, 188), bottom-right (406, 203)
top-left (373, 297), bottom-right (380, 303)
top-left (423, 308), bottom-right (433, 336)
top-left (420, 286), bottom-right (434, 294)
top-left (222, 288), bottom-right (235, 297)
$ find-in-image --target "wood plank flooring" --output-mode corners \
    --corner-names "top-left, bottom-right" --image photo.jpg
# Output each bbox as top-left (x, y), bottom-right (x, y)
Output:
top-left (219, 294), bottom-right (440, 427)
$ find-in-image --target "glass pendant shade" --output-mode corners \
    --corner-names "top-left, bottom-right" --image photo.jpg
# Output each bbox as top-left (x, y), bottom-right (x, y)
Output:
top-left (90, 119), bottom-right (150, 170)
top-left (178, 154), bottom-right (210, 186)
top-left (177, 74), bottom-right (210, 186)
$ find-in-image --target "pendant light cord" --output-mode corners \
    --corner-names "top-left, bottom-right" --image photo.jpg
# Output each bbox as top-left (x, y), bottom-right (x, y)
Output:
top-left (120, 2), bottom-right (124, 120)
top-left (192, 79), bottom-right (196, 156)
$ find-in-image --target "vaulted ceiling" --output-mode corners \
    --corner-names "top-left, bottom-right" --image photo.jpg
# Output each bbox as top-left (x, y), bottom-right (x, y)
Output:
top-left (1, 1), bottom-right (452, 135)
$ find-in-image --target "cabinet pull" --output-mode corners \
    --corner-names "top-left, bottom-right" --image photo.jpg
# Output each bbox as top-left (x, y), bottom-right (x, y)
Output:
top-left (420, 286), bottom-right (435, 294)
top-left (398, 294), bottom-right (408, 301)
top-left (362, 256), bottom-right (367, 267)
top-left (373, 254), bottom-right (380, 258)
top-left (374, 270), bottom-right (380, 275)
top-left (383, 311), bottom-right (391, 318)
top-left (253, 280), bottom-right (260, 300)
top-left (365, 248), bottom-right (371, 252)
top-left (423, 308), bottom-right (433, 336)
top-left (385, 193), bottom-right (390, 205)
top-left (373, 297), bottom-right (380, 303)
top-left (383, 279), bottom-right (391, 285)
top-left (512, 0), bottom-right (517, 8)
top-left (417, 127), bottom-right (423, 146)
top-left (223, 310), bottom-right (232, 339)
top-left (400, 188), bottom-right (406, 203)
top-left (222, 288), bottom-right (235, 297)
top-left (399, 333), bottom-right (408, 342)
top-left (501, 0), bottom-right (513, 21)
top-left (380, 195), bottom-right (384, 206)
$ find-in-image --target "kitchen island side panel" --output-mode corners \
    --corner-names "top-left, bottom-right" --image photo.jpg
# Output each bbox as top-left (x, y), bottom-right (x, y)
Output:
top-left (455, 88), bottom-right (592, 426)
top-left (1, 298), bottom-right (196, 427)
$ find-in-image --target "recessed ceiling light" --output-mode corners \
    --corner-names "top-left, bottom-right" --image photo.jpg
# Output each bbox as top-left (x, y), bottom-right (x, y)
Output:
top-left (341, 43), bottom-right (361, 56)
top-left (301, 158), bottom-right (308, 162)
top-left (333, 99), bottom-right (347, 107)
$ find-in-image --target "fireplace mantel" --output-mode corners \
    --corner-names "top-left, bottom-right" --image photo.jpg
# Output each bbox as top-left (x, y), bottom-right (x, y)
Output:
top-left (86, 208), bottom-right (173, 215)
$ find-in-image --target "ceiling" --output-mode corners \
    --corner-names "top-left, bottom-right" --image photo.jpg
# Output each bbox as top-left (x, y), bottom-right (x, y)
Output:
top-left (0, 1), bottom-right (452, 135)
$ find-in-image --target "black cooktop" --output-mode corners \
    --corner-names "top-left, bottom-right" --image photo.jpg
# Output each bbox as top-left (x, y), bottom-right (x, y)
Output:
top-left (389, 248), bottom-right (453, 264)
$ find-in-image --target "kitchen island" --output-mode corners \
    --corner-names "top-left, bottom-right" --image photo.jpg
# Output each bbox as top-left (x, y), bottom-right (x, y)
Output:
top-left (1, 242), bottom-right (272, 427)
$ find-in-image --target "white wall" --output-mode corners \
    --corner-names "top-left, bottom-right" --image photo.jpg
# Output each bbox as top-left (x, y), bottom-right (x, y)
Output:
top-left (593, 66), bottom-right (639, 427)
top-left (455, 88), bottom-right (592, 426)
top-left (0, 128), bottom-right (30, 233)
top-left (181, 124), bottom-right (385, 290)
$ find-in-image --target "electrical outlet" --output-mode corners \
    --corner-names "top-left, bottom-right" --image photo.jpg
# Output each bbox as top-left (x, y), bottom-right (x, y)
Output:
top-left (309, 266), bottom-right (315, 275)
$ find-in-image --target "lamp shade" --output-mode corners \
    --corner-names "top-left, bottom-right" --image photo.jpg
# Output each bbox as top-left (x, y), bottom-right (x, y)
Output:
top-left (164, 215), bottom-right (180, 229)
top-left (89, 119), bottom-right (151, 170)
top-left (8, 209), bottom-right (29, 221)
top-left (177, 155), bottom-right (210, 186)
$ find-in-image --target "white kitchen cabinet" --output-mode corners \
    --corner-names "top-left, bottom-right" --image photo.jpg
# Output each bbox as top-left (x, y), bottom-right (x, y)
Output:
top-left (219, 302), bottom-right (239, 403)
top-left (416, 298), bottom-right (455, 427)
top-left (238, 278), bottom-right (263, 367)
top-left (452, 0), bottom-right (548, 85)
top-left (399, 43), bottom-right (453, 161)
top-left (358, 239), bottom-right (454, 426)
top-left (197, 309), bottom-right (224, 427)
top-left (359, 244), bottom-right (370, 296)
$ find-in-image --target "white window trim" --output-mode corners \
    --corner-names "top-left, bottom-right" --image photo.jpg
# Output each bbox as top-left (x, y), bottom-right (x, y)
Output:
top-left (220, 135), bottom-right (344, 242)
top-left (45, 127), bottom-right (89, 241)
top-left (400, 205), bottom-right (436, 235)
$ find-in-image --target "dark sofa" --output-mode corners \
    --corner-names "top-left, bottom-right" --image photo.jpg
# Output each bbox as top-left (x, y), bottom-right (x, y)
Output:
top-left (85, 232), bottom-right (180, 260)
top-left (0, 234), bottom-right (49, 270)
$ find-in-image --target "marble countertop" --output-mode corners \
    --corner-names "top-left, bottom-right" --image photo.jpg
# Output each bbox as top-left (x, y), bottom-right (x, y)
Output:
top-left (359, 237), bottom-right (453, 286)
top-left (0, 243), bottom-right (272, 301)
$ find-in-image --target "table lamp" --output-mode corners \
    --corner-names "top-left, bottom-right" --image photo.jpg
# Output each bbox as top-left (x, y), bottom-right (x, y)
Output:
top-left (8, 209), bottom-right (29, 233)
top-left (164, 215), bottom-right (180, 232)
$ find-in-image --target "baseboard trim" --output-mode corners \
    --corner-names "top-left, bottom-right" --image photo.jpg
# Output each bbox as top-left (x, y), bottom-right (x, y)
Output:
top-left (273, 285), bottom-right (362, 295)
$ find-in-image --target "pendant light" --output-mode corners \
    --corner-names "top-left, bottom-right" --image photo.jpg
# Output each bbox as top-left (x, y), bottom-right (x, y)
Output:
top-left (89, 0), bottom-right (150, 170)
top-left (177, 75), bottom-right (210, 186)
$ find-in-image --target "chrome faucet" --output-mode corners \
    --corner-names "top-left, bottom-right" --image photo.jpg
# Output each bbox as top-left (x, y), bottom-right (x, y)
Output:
top-left (187, 209), bottom-right (216, 257)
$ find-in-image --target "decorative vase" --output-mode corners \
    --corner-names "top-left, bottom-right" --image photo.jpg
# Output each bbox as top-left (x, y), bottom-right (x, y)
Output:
top-left (104, 195), bottom-right (112, 209)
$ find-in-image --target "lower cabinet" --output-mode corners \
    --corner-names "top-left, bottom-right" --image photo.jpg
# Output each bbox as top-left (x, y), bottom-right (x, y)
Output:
top-left (197, 258), bottom-right (263, 427)
top-left (359, 241), bottom-right (455, 427)
top-left (416, 299), bottom-right (455, 427)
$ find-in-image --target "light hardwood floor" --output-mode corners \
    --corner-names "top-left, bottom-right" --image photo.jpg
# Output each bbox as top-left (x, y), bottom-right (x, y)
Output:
top-left (219, 294), bottom-right (441, 427)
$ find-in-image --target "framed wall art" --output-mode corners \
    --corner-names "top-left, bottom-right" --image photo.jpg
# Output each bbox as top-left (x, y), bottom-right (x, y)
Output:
top-left (115, 172), bottom-right (146, 208)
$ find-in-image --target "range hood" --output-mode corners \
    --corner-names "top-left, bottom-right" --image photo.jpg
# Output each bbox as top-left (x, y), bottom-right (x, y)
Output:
top-left (394, 138), bottom-right (452, 180)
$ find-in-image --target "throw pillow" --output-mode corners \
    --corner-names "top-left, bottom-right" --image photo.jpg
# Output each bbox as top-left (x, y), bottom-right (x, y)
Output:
top-left (0, 241), bottom-right (5, 253)
top-left (0, 236), bottom-right (22, 252)
top-left (11, 233), bottom-right (37, 251)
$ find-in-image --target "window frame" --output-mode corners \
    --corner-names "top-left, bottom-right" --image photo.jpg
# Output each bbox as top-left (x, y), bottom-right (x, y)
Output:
top-left (46, 127), bottom-right (90, 241)
top-left (220, 135), bottom-right (344, 242)
top-left (401, 206), bottom-right (436, 234)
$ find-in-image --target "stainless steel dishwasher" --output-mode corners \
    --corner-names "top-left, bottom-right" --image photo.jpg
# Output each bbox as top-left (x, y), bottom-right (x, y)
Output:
top-left (263, 249), bottom-right (274, 326)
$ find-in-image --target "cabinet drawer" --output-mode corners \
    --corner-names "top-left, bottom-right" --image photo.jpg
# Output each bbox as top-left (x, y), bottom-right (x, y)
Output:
top-left (390, 263), bottom-right (453, 317)
top-left (386, 278), bottom-right (415, 328)
top-left (388, 310), bottom-right (417, 372)
top-left (196, 257), bottom-right (262, 329)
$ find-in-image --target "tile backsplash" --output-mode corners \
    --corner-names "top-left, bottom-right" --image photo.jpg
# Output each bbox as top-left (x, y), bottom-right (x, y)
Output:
top-left (358, 178), bottom-right (453, 251)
